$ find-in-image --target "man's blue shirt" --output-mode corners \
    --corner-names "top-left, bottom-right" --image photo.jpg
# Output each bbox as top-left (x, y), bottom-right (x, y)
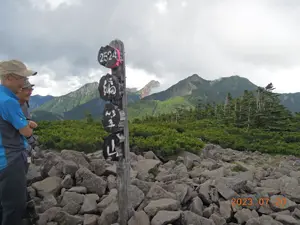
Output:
top-left (0, 85), bottom-right (28, 170)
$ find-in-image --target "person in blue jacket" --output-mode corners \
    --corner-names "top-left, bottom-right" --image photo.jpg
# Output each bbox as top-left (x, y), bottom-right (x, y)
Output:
top-left (0, 60), bottom-right (38, 225)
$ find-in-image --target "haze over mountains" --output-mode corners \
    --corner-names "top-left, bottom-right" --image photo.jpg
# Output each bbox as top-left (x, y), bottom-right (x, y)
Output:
top-left (30, 74), bottom-right (300, 121)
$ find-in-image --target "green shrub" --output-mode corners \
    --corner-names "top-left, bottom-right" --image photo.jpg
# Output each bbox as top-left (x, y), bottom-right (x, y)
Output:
top-left (35, 116), bottom-right (300, 157)
top-left (35, 120), bottom-right (204, 156)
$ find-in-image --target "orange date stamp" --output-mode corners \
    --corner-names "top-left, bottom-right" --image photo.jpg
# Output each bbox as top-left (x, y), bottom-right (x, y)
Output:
top-left (231, 196), bottom-right (287, 208)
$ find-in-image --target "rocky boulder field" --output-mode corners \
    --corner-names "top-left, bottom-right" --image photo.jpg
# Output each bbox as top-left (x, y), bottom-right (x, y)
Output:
top-left (27, 144), bottom-right (300, 225)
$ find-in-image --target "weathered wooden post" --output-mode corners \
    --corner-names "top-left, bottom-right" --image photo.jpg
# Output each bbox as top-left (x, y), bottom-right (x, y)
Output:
top-left (97, 39), bottom-right (131, 225)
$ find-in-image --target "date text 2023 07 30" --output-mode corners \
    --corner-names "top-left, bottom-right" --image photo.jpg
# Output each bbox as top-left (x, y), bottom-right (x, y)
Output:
top-left (231, 196), bottom-right (287, 208)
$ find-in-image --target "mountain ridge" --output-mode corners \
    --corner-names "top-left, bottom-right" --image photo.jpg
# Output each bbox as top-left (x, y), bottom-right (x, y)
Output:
top-left (30, 95), bottom-right (54, 110)
top-left (31, 79), bottom-right (161, 121)
top-left (31, 74), bottom-right (300, 121)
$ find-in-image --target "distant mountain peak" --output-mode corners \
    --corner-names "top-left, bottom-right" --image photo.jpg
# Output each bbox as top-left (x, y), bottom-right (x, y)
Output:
top-left (139, 80), bottom-right (160, 98)
top-left (187, 73), bottom-right (200, 79)
top-left (209, 75), bottom-right (254, 85)
top-left (65, 82), bottom-right (98, 98)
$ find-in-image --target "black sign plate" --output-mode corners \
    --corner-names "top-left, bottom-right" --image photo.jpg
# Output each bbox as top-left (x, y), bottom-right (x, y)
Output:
top-left (102, 103), bottom-right (123, 133)
top-left (103, 133), bottom-right (122, 161)
top-left (98, 74), bottom-right (121, 101)
top-left (97, 45), bottom-right (121, 68)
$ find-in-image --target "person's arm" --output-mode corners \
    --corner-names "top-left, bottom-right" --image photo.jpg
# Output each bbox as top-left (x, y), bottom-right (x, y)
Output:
top-left (3, 99), bottom-right (33, 137)
top-left (21, 103), bottom-right (38, 129)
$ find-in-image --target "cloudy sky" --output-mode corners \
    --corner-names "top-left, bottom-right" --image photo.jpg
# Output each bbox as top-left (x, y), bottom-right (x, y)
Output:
top-left (1, 0), bottom-right (300, 96)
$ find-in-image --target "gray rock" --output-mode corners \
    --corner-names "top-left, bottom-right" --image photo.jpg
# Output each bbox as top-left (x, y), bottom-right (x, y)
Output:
top-left (234, 208), bottom-right (257, 224)
top-left (80, 194), bottom-right (98, 214)
top-left (68, 186), bottom-right (87, 194)
top-left (145, 184), bottom-right (176, 201)
top-left (189, 196), bottom-right (204, 216)
top-left (270, 210), bottom-right (291, 218)
top-left (275, 214), bottom-right (299, 225)
top-left (61, 191), bottom-right (84, 206)
top-left (203, 204), bottom-right (219, 218)
top-left (144, 151), bottom-right (159, 160)
top-left (162, 182), bottom-right (189, 204)
top-left (61, 149), bottom-right (90, 169)
top-left (184, 155), bottom-right (194, 170)
top-left (97, 189), bottom-right (117, 213)
top-left (292, 208), bottom-right (300, 219)
top-left (279, 176), bottom-right (300, 203)
top-left (151, 210), bottom-right (181, 225)
top-left (40, 152), bottom-right (61, 178)
top-left (128, 210), bottom-right (150, 225)
top-left (260, 179), bottom-right (281, 190)
top-left (129, 185), bottom-right (145, 209)
top-left (90, 159), bottom-right (106, 176)
top-left (62, 201), bottom-right (81, 215)
top-left (219, 176), bottom-right (248, 192)
top-left (54, 211), bottom-right (84, 225)
top-left (144, 198), bottom-right (179, 217)
top-left (181, 211), bottom-right (215, 225)
top-left (32, 176), bottom-right (62, 197)
top-left (210, 213), bottom-right (226, 225)
top-left (75, 167), bottom-right (107, 197)
top-left (107, 174), bottom-right (117, 190)
top-left (198, 180), bottom-right (212, 204)
top-left (201, 167), bottom-right (225, 179)
top-left (60, 191), bottom-right (84, 215)
top-left (214, 181), bottom-right (238, 200)
top-left (83, 214), bottom-right (98, 225)
top-left (57, 159), bottom-right (79, 177)
top-left (37, 207), bottom-right (63, 225)
top-left (219, 200), bottom-right (232, 220)
top-left (131, 179), bottom-right (153, 195)
top-left (27, 164), bottom-right (43, 183)
top-left (61, 174), bottom-right (73, 189)
top-left (134, 159), bottom-right (161, 180)
top-left (98, 202), bottom-right (119, 225)
top-left (40, 194), bottom-right (57, 212)
top-left (246, 218), bottom-right (260, 225)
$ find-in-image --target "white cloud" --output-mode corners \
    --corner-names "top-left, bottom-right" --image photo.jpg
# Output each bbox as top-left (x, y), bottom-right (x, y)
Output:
top-left (2, 0), bottom-right (300, 96)
top-left (29, 0), bottom-right (81, 10)
top-left (155, 0), bottom-right (168, 14)
top-left (29, 65), bottom-right (161, 96)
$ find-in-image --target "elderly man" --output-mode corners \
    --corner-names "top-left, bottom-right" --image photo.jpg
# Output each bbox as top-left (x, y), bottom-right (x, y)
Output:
top-left (17, 78), bottom-right (38, 154)
top-left (0, 60), bottom-right (38, 225)
top-left (17, 78), bottom-right (34, 119)
top-left (16, 78), bottom-right (40, 224)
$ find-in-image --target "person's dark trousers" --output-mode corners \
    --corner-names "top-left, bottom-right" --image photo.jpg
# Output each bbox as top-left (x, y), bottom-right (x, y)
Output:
top-left (0, 155), bottom-right (27, 225)
top-left (23, 161), bottom-right (39, 224)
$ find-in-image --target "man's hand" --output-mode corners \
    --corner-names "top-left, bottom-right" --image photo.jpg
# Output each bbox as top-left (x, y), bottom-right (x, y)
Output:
top-left (29, 120), bottom-right (38, 129)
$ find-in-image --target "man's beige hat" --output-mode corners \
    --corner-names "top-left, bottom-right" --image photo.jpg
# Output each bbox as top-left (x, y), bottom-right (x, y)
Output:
top-left (0, 60), bottom-right (37, 77)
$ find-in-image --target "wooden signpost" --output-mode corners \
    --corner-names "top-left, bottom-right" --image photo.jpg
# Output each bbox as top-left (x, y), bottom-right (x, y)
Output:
top-left (98, 39), bottom-right (131, 225)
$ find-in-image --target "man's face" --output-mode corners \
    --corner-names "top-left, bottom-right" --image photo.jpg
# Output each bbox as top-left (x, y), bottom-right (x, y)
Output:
top-left (17, 87), bottom-right (33, 102)
top-left (7, 74), bottom-right (26, 93)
